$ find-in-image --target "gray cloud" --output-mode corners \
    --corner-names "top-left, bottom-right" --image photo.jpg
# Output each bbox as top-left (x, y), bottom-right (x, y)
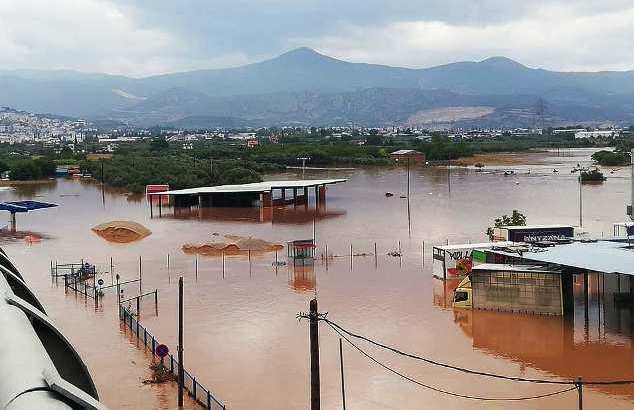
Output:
top-left (1, 0), bottom-right (634, 76)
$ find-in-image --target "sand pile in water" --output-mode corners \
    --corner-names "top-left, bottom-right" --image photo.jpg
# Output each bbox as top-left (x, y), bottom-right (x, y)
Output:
top-left (182, 234), bottom-right (283, 256)
top-left (92, 221), bottom-right (152, 243)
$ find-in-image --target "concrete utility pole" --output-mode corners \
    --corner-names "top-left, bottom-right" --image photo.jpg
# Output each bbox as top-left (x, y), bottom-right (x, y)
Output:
top-left (309, 298), bottom-right (320, 410)
top-left (178, 277), bottom-right (184, 407)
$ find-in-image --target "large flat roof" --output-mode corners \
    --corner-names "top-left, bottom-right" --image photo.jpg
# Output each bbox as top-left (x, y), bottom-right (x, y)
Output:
top-left (433, 241), bottom-right (516, 251)
top-left (149, 179), bottom-right (347, 196)
top-left (498, 225), bottom-right (574, 230)
top-left (492, 240), bottom-right (634, 275)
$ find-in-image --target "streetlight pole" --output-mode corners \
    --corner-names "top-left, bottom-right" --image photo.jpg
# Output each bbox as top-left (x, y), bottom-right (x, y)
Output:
top-left (579, 173), bottom-right (583, 228)
top-left (448, 158), bottom-right (451, 193)
top-left (406, 157), bottom-right (410, 198)
top-left (407, 157), bottom-right (411, 236)
top-left (297, 157), bottom-right (310, 180)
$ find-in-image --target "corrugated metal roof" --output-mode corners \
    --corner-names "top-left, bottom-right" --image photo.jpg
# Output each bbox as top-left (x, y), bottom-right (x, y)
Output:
top-left (473, 263), bottom-right (560, 273)
top-left (501, 224), bottom-right (574, 230)
top-left (149, 179), bottom-right (347, 196)
top-left (497, 240), bottom-right (634, 275)
top-left (433, 241), bottom-right (517, 251)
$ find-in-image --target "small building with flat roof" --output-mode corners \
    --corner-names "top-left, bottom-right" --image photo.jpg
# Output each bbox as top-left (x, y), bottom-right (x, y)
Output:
top-left (389, 149), bottom-right (425, 163)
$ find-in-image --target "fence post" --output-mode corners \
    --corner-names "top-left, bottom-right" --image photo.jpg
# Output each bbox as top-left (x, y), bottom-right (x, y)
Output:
top-left (152, 336), bottom-right (156, 355)
top-left (170, 354), bottom-right (174, 373)
top-left (374, 242), bottom-right (377, 267)
top-left (139, 256), bottom-right (143, 295)
top-left (349, 244), bottom-right (353, 271)
top-left (136, 296), bottom-right (140, 317)
top-left (155, 290), bottom-right (158, 315)
top-left (116, 274), bottom-right (121, 308)
top-left (195, 255), bottom-right (199, 280)
top-left (193, 376), bottom-right (197, 399)
top-left (144, 328), bottom-right (147, 347)
top-left (207, 391), bottom-right (211, 409)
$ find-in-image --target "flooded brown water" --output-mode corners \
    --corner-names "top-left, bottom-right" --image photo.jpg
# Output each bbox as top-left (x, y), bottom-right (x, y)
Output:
top-left (4, 148), bottom-right (634, 409)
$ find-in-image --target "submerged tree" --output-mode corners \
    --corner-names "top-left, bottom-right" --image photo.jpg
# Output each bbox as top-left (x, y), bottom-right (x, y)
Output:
top-left (580, 168), bottom-right (606, 183)
top-left (486, 210), bottom-right (527, 240)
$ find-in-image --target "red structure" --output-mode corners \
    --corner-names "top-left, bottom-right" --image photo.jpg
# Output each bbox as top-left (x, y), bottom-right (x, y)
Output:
top-left (146, 184), bottom-right (170, 205)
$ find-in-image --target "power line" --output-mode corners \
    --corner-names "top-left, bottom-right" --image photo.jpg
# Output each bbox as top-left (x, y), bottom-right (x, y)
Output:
top-left (323, 318), bottom-right (568, 384)
top-left (329, 320), bottom-right (578, 401)
top-left (322, 317), bottom-right (634, 386)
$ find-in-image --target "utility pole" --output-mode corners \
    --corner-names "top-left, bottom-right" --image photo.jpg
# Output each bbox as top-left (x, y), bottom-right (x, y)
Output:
top-left (178, 277), bottom-right (184, 408)
top-left (447, 158), bottom-right (451, 193)
top-left (309, 298), bottom-right (320, 410)
top-left (579, 174), bottom-right (583, 228)
top-left (339, 338), bottom-right (346, 410)
top-left (298, 157), bottom-right (310, 180)
top-left (406, 157), bottom-right (410, 198)
top-left (576, 377), bottom-right (583, 410)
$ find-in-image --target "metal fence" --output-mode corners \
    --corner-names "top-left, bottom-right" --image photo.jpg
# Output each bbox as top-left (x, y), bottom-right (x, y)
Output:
top-left (119, 305), bottom-right (226, 410)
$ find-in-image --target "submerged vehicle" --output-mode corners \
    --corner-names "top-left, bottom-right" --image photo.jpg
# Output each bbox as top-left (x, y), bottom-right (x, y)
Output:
top-left (452, 275), bottom-right (472, 309)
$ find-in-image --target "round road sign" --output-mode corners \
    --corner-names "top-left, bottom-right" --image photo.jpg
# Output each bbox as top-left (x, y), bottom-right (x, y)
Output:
top-left (97, 279), bottom-right (104, 286)
top-left (155, 344), bottom-right (169, 358)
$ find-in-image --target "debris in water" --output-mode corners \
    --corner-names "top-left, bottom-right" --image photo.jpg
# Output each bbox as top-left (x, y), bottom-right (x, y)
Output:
top-left (92, 221), bottom-right (151, 243)
top-left (143, 361), bottom-right (176, 385)
top-left (385, 192), bottom-right (394, 197)
top-left (387, 251), bottom-right (402, 257)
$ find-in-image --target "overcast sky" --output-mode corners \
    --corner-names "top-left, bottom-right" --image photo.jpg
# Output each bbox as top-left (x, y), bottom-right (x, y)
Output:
top-left (1, 0), bottom-right (633, 77)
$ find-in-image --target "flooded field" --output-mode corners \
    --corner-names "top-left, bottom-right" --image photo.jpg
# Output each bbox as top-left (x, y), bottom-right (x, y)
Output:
top-left (4, 148), bottom-right (634, 409)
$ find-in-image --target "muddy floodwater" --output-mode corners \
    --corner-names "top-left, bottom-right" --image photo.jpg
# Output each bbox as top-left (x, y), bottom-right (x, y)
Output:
top-left (5, 148), bottom-right (634, 409)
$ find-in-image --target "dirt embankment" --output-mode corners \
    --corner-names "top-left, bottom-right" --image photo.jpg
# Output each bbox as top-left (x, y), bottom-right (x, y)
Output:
top-left (183, 235), bottom-right (283, 256)
top-left (92, 221), bottom-right (152, 243)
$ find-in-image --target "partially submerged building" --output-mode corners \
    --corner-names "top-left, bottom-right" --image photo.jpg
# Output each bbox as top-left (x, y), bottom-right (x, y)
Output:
top-left (451, 238), bottom-right (634, 316)
top-left (148, 179), bottom-right (346, 209)
top-left (389, 149), bottom-right (426, 163)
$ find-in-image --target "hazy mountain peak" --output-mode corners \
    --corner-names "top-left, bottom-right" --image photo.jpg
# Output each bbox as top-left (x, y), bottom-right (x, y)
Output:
top-left (479, 56), bottom-right (527, 68)
top-left (269, 47), bottom-right (338, 65)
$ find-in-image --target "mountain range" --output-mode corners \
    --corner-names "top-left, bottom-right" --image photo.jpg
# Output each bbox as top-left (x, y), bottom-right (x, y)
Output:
top-left (2, 47), bottom-right (634, 128)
